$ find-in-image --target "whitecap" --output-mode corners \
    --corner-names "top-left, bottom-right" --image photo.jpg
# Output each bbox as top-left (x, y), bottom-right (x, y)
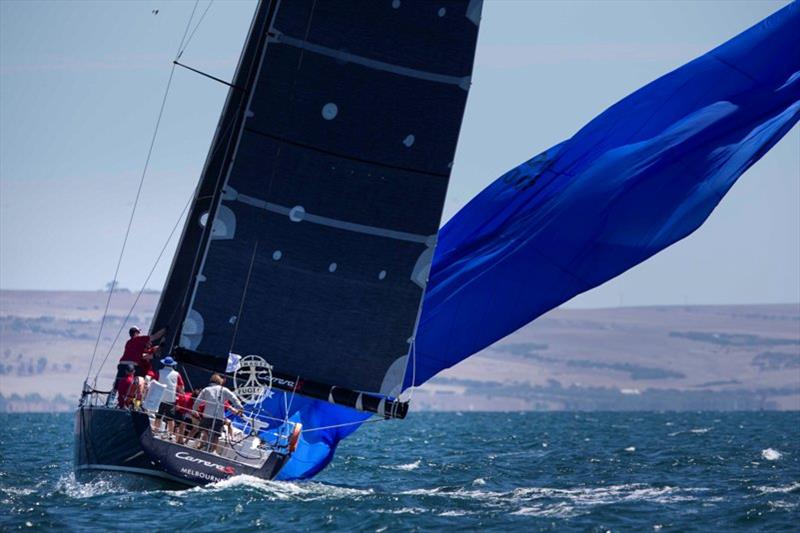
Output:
top-left (197, 475), bottom-right (373, 501)
top-left (401, 483), bottom-right (712, 513)
top-left (472, 478), bottom-right (486, 486)
top-left (761, 448), bottom-right (782, 461)
top-left (374, 507), bottom-right (426, 515)
top-left (1, 487), bottom-right (35, 496)
top-left (53, 473), bottom-right (128, 499)
top-left (625, 446), bottom-right (636, 452)
top-left (439, 510), bottom-right (472, 516)
top-left (755, 482), bottom-right (800, 494)
top-left (768, 500), bottom-right (798, 510)
top-left (511, 502), bottom-right (577, 518)
top-left (690, 427), bottom-right (712, 434)
top-left (381, 459), bottom-right (421, 471)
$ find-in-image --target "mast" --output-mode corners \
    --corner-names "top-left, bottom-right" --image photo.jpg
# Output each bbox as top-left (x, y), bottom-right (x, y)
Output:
top-left (151, 0), bottom-right (277, 355)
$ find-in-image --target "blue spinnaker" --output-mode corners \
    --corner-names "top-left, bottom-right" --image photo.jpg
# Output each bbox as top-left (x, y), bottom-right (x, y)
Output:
top-left (269, 2), bottom-right (800, 480)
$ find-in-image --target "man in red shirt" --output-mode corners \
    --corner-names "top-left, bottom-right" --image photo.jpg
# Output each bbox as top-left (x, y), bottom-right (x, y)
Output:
top-left (117, 326), bottom-right (166, 380)
top-left (115, 363), bottom-right (136, 408)
top-left (174, 389), bottom-right (196, 444)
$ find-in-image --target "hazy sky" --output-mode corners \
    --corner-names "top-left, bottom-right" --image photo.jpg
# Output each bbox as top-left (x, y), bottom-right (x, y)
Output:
top-left (1, 0), bottom-right (797, 308)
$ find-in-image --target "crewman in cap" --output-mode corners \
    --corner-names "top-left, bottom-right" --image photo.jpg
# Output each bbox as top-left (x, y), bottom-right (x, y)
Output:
top-left (117, 325), bottom-right (166, 379)
top-left (155, 356), bottom-right (184, 437)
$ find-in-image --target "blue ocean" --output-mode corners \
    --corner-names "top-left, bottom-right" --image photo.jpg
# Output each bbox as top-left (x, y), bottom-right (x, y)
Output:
top-left (1, 412), bottom-right (798, 531)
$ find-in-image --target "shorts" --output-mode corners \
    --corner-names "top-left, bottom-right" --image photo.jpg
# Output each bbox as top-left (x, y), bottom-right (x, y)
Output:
top-left (157, 402), bottom-right (176, 420)
top-left (116, 364), bottom-right (131, 380)
top-left (116, 363), bottom-right (145, 379)
top-left (175, 411), bottom-right (191, 423)
top-left (199, 417), bottom-right (224, 435)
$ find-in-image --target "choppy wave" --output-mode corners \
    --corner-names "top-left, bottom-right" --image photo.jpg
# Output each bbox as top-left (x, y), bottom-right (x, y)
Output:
top-left (2, 412), bottom-right (799, 530)
top-left (380, 460), bottom-right (421, 471)
top-left (396, 483), bottom-right (712, 517)
top-left (53, 473), bottom-right (130, 499)
top-left (193, 475), bottom-right (374, 501)
top-left (755, 482), bottom-right (800, 495)
top-left (761, 448), bottom-right (782, 461)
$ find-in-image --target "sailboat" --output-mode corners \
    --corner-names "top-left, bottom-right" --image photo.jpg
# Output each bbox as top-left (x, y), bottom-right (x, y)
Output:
top-left (75, 0), bottom-right (483, 487)
top-left (75, 0), bottom-right (799, 485)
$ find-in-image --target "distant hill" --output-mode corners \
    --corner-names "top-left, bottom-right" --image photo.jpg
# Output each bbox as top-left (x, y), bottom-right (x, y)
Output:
top-left (0, 290), bottom-right (797, 412)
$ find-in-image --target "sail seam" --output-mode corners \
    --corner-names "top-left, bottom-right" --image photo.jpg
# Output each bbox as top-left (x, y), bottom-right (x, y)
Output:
top-left (243, 126), bottom-right (450, 178)
top-left (232, 192), bottom-right (431, 244)
top-left (268, 30), bottom-right (471, 90)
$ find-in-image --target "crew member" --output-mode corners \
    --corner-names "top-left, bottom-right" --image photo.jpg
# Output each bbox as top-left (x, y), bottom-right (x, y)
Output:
top-left (193, 373), bottom-right (243, 454)
top-left (117, 326), bottom-right (166, 379)
top-left (155, 356), bottom-right (184, 436)
top-left (174, 389), bottom-right (197, 444)
top-left (115, 363), bottom-right (137, 408)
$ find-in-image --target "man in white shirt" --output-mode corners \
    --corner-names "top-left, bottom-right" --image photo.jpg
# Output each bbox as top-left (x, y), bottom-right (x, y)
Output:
top-left (193, 373), bottom-right (243, 454)
top-left (155, 356), bottom-right (184, 436)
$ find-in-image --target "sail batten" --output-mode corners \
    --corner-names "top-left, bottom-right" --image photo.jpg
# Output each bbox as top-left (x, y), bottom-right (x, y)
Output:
top-left (268, 31), bottom-right (471, 89)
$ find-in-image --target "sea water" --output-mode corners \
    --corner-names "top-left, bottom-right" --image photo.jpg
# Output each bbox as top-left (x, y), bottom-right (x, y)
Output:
top-left (1, 412), bottom-right (797, 531)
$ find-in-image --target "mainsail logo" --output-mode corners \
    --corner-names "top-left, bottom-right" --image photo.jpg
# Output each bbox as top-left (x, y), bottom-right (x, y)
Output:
top-left (234, 355), bottom-right (274, 402)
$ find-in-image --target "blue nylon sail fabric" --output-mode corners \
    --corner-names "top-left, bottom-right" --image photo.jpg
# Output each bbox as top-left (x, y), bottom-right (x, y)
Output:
top-left (267, 2), bottom-right (800, 480)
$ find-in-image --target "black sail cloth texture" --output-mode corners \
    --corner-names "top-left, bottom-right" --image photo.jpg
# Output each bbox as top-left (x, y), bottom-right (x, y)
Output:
top-left (163, 0), bottom-right (481, 397)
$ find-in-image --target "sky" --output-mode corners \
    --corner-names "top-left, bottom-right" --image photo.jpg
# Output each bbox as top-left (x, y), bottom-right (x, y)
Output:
top-left (0, 0), bottom-right (797, 308)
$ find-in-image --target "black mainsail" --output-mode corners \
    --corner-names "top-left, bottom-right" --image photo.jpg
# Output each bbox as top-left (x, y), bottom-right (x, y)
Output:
top-left (152, 0), bottom-right (482, 415)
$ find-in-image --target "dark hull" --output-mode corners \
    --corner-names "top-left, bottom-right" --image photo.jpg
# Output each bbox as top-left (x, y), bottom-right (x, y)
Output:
top-left (74, 406), bottom-right (288, 487)
top-left (138, 426), bottom-right (289, 485)
top-left (73, 406), bottom-right (183, 484)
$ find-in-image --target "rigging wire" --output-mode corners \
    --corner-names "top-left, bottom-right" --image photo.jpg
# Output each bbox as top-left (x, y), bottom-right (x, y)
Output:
top-left (175, 0), bottom-right (201, 58)
top-left (406, 337), bottom-right (418, 402)
top-left (85, 1), bottom-right (201, 383)
top-left (85, 65), bottom-right (178, 384)
top-left (178, 0), bottom-right (215, 59)
top-left (301, 416), bottom-right (387, 434)
top-left (93, 197), bottom-right (193, 380)
top-left (228, 241), bottom-right (259, 354)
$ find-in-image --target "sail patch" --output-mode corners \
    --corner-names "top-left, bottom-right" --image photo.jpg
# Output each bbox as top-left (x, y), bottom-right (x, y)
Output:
top-left (211, 204), bottom-right (236, 240)
top-left (180, 309), bottom-right (205, 350)
top-left (411, 235), bottom-right (437, 288)
top-left (379, 354), bottom-right (408, 398)
top-left (321, 103), bottom-right (338, 120)
top-left (288, 205), bottom-right (306, 222)
top-left (466, 0), bottom-right (483, 25)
